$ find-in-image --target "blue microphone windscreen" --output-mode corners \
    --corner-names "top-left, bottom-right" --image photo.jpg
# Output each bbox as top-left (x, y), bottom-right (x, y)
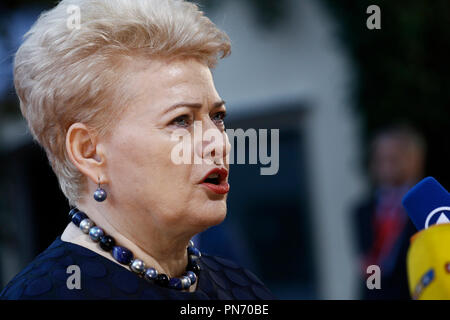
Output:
top-left (402, 177), bottom-right (450, 231)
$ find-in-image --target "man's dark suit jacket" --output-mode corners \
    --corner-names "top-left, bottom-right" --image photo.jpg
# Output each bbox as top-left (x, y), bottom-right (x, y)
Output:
top-left (353, 196), bottom-right (417, 300)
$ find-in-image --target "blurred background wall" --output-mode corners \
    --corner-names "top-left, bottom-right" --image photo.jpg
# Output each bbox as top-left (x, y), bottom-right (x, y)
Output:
top-left (0, 0), bottom-right (448, 299)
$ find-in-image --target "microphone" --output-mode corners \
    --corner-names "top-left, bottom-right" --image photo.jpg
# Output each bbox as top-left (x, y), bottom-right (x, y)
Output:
top-left (402, 177), bottom-right (450, 299)
top-left (402, 177), bottom-right (450, 231)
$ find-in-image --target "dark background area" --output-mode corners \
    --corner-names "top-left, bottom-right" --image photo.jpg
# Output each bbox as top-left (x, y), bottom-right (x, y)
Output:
top-left (324, 0), bottom-right (449, 187)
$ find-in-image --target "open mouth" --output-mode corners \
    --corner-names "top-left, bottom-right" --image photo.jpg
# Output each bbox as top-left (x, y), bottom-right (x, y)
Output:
top-left (203, 173), bottom-right (221, 185)
top-left (200, 168), bottom-right (229, 194)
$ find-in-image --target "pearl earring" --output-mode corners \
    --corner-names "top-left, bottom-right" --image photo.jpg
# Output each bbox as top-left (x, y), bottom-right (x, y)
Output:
top-left (93, 177), bottom-right (107, 202)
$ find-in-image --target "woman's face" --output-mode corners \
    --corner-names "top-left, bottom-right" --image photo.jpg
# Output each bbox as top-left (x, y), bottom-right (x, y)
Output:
top-left (100, 58), bottom-right (230, 237)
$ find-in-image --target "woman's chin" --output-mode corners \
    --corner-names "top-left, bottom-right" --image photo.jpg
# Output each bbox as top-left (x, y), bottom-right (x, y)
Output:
top-left (193, 206), bottom-right (227, 229)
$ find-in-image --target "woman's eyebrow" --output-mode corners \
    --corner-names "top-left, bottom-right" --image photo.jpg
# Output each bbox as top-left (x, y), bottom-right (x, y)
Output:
top-left (162, 100), bottom-right (226, 115)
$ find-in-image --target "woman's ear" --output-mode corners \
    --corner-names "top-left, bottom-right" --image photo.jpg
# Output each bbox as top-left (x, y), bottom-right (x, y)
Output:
top-left (66, 123), bottom-right (106, 185)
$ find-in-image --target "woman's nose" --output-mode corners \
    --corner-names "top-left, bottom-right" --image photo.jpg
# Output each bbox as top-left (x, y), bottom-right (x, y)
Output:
top-left (194, 121), bottom-right (230, 165)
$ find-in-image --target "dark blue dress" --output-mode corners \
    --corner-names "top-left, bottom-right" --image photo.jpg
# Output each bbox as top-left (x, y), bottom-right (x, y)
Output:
top-left (0, 237), bottom-right (274, 300)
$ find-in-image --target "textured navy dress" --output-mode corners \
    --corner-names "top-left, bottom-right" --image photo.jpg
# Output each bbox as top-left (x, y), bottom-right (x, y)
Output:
top-left (0, 237), bottom-right (274, 300)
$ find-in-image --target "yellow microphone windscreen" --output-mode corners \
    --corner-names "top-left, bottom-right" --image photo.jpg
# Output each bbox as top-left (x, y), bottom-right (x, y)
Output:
top-left (407, 223), bottom-right (450, 299)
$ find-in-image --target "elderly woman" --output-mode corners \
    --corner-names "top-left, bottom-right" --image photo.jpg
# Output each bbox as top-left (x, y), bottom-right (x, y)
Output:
top-left (0, 0), bottom-right (274, 300)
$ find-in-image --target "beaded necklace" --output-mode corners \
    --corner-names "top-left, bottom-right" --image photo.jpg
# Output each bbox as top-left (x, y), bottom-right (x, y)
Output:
top-left (68, 208), bottom-right (201, 290)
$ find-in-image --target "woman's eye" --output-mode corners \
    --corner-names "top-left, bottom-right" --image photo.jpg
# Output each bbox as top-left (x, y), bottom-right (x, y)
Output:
top-left (171, 115), bottom-right (191, 128)
top-left (212, 111), bottom-right (227, 125)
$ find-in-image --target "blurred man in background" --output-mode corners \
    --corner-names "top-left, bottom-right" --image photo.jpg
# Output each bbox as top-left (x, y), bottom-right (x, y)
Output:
top-left (354, 125), bottom-right (426, 299)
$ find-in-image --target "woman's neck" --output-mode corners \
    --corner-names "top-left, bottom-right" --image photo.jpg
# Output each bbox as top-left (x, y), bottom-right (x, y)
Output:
top-left (61, 204), bottom-right (197, 291)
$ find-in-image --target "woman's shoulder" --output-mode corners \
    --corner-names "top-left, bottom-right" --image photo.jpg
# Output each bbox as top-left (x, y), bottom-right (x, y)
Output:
top-left (1, 238), bottom-right (202, 300)
top-left (0, 237), bottom-right (99, 299)
top-left (0, 237), bottom-right (188, 300)
top-left (198, 253), bottom-right (276, 300)
top-left (2, 238), bottom-right (158, 300)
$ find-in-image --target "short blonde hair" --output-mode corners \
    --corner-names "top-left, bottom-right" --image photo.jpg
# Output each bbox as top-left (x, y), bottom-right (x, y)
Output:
top-left (14, 0), bottom-right (231, 206)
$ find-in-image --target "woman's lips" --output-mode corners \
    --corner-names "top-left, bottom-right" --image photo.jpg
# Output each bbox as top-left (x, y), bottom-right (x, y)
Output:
top-left (199, 167), bottom-right (229, 194)
top-left (201, 180), bottom-right (230, 194)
